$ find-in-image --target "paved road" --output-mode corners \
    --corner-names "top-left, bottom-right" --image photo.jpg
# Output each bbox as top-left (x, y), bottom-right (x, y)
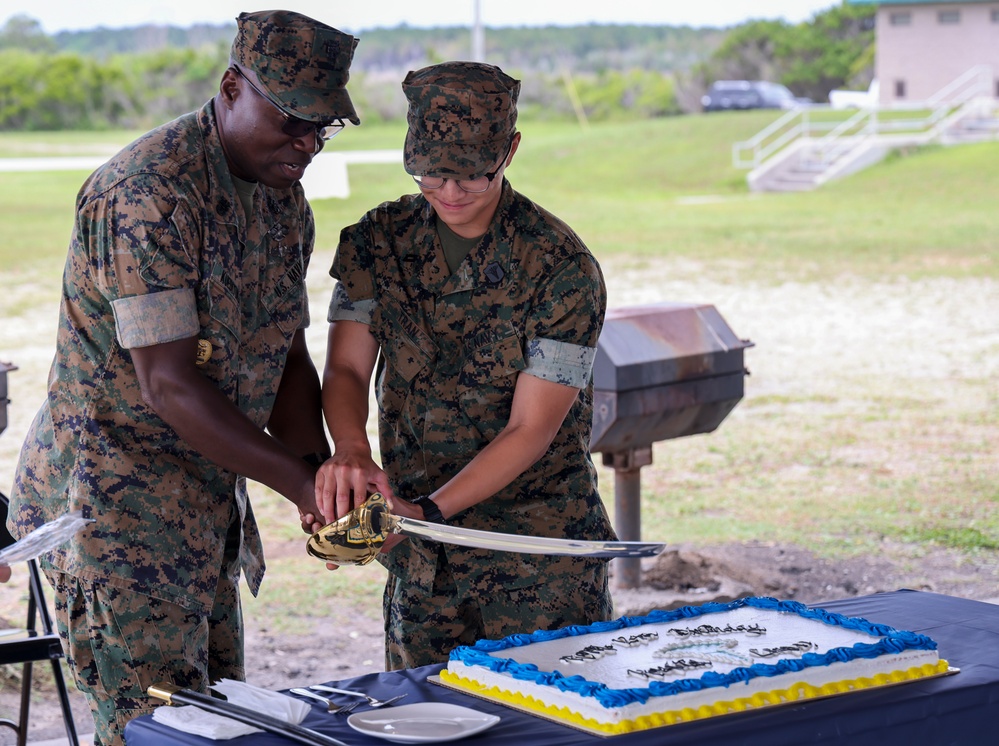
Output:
top-left (0, 149), bottom-right (403, 200)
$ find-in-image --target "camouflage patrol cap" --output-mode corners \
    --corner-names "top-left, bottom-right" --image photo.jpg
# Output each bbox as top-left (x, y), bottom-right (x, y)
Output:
top-left (403, 61), bottom-right (520, 179)
top-left (231, 10), bottom-right (360, 125)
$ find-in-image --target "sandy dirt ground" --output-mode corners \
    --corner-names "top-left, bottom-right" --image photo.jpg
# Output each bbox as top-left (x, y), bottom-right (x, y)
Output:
top-left (0, 258), bottom-right (996, 742)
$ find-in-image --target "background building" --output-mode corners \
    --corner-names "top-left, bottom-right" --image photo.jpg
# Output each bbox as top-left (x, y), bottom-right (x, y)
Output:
top-left (850, 0), bottom-right (999, 104)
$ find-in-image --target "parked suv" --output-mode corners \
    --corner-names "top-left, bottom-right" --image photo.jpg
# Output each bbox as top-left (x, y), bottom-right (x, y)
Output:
top-left (701, 80), bottom-right (809, 112)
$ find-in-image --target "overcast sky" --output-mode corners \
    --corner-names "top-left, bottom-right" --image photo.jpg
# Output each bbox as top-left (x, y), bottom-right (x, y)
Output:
top-left (4, 0), bottom-right (843, 35)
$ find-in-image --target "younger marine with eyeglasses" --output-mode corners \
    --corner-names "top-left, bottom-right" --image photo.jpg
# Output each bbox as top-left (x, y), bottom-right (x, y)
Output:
top-left (318, 61), bottom-right (617, 670)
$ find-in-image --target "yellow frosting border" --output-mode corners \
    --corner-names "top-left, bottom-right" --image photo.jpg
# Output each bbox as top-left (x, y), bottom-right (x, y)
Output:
top-left (439, 660), bottom-right (950, 735)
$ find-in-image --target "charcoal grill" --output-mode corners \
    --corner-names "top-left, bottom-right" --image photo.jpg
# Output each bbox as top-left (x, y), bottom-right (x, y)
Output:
top-left (0, 361), bottom-right (16, 436)
top-left (590, 303), bottom-right (752, 588)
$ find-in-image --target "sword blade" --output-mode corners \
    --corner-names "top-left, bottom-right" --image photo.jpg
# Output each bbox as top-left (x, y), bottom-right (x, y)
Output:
top-left (390, 515), bottom-right (665, 558)
top-left (148, 683), bottom-right (349, 746)
top-left (305, 493), bottom-right (666, 566)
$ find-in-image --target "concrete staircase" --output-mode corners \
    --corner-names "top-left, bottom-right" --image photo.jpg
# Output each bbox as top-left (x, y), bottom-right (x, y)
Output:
top-left (746, 136), bottom-right (898, 192)
top-left (735, 66), bottom-right (999, 192)
top-left (939, 109), bottom-right (999, 144)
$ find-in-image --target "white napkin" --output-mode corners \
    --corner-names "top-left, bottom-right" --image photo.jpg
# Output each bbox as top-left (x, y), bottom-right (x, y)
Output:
top-left (151, 679), bottom-right (311, 740)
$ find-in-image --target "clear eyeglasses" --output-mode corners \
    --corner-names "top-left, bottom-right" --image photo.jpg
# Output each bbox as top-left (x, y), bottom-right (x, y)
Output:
top-left (232, 66), bottom-right (345, 142)
top-left (411, 143), bottom-right (512, 193)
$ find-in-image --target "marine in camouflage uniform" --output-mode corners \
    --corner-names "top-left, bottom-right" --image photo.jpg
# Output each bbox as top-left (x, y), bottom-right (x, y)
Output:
top-left (320, 62), bottom-right (616, 670)
top-left (5, 11), bottom-right (359, 745)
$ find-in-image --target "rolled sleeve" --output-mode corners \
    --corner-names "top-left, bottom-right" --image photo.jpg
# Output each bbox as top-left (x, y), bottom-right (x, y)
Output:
top-left (524, 254), bottom-right (606, 382)
top-left (524, 337), bottom-right (595, 388)
top-left (112, 288), bottom-right (199, 348)
top-left (327, 282), bottom-right (375, 324)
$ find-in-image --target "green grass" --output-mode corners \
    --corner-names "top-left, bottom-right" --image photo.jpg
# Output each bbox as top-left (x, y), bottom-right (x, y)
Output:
top-left (892, 526), bottom-right (999, 552)
top-left (0, 129), bottom-right (147, 158)
top-left (3, 113), bottom-right (997, 282)
top-left (247, 556), bottom-right (387, 634)
top-left (0, 111), bottom-right (996, 623)
top-left (629, 384), bottom-right (999, 558)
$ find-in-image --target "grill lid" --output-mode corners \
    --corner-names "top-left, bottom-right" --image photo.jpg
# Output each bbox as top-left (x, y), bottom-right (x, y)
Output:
top-left (589, 303), bottom-right (751, 453)
top-left (592, 303), bottom-right (750, 392)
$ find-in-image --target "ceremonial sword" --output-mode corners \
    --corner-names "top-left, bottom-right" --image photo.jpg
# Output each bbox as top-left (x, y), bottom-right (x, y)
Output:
top-left (307, 492), bottom-right (665, 566)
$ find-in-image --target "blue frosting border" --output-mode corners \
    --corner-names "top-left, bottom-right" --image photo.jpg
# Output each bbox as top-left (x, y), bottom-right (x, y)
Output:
top-left (448, 596), bottom-right (938, 708)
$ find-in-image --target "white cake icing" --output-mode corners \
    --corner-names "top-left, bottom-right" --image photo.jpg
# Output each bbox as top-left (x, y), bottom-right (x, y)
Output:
top-left (440, 597), bottom-right (947, 734)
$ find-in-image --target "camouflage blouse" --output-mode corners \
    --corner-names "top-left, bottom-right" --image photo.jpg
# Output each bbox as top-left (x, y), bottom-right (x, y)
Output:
top-left (329, 181), bottom-right (617, 595)
top-left (8, 100), bottom-right (314, 613)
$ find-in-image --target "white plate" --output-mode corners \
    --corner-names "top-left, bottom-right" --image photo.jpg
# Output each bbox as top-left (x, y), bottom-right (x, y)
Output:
top-left (347, 702), bottom-right (500, 743)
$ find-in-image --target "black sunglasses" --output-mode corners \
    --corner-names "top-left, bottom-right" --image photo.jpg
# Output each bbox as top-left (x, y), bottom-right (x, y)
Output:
top-left (231, 67), bottom-right (344, 142)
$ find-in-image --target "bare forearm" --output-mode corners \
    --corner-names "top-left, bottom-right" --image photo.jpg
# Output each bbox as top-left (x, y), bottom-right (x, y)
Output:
top-left (316, 320), bottom-right (391, 518)
top-left (321, 320), bottom-right (379, 454)
top-left (322, 369), bottom-right (372, 453)
top-left (430, 373), bottom-right (578, 519)
top-left (131, 337), bottom-right (320, 515)
top-left (430, 422), bottom-right (551, 518)
top-left (149, 370), bottom-right (316, 506)
top-left (268, 335), bottom-right (329, 457)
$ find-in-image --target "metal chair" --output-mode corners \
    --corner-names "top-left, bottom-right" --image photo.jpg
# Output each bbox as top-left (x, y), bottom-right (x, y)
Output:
top-left (0, 492), bottom-right (80, 746)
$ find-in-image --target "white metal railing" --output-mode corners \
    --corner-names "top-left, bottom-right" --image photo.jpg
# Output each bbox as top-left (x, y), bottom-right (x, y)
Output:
top-left (732, 108), bottom-right (815, 169)
top-left (805, 107), bottom-right (878, 165)
top-left (733, 65), bottom-right (996, 176)
top-left (925, 64), bottom-right (992, 109)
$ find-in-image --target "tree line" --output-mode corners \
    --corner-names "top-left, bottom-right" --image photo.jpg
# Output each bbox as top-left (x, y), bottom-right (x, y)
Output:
top-left (0, 3), bottom-right (874, 132)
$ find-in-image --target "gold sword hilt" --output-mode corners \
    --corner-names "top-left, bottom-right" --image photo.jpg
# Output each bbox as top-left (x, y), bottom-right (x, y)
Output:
top-left (306, 493), bottom-right (398, 565)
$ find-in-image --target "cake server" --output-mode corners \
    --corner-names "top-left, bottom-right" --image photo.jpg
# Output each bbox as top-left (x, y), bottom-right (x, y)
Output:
top-left (306, 493), bottom-right (666, 566)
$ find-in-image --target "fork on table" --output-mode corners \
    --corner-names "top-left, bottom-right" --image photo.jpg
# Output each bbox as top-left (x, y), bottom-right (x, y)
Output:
top-left (289, 688), bottom-right (361, 714)
top-left (309, 684), bottom-right (408, 708)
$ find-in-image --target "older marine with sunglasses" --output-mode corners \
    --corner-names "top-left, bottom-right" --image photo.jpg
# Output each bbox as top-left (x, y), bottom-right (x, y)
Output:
top-left (6, 11), bottom-right (359, 745)
top-left (229, 64), bottom-right (347, 145)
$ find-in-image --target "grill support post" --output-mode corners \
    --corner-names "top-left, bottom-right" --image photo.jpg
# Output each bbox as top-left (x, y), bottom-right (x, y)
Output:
top-left (604, 446), bottom-right (652, 590)
top-left (0, 362), bottom-right (16, 437)
top-left (589, 303), bottom-right (750, 592)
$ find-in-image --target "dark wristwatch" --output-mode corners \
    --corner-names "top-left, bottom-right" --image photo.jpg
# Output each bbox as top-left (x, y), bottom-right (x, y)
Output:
top-left (301, 452), bottom-right (331, 468)
top-left (412, 495), bottom-right (445, 524)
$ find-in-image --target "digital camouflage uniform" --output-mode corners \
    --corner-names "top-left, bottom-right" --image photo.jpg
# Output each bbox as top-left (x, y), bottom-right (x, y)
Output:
top-left (7, 98), bottom-right (310, 740)
top-left (6, 11), bottom-right (359, 744)
top-left (329, 177), bottom-right (617, 669)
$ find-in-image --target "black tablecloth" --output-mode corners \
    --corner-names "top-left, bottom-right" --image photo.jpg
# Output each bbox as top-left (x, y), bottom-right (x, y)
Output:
top-left (124, 590), bottom-right (999, 745)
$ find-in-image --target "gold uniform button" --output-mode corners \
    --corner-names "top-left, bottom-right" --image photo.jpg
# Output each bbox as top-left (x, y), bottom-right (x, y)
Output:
top-left (195, 339), bottom-right (213, 365)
